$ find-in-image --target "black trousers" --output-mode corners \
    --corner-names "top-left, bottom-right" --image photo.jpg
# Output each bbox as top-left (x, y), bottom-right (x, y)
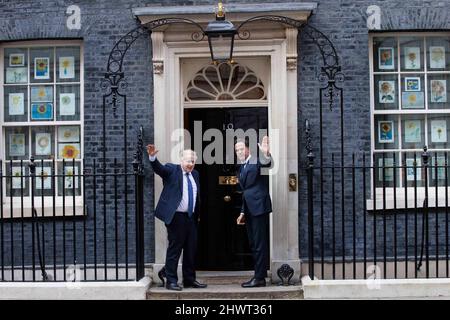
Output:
top-left (245, 212), bottom-right (269, 280)
top-left (165, 212), bottom-right (197, 284)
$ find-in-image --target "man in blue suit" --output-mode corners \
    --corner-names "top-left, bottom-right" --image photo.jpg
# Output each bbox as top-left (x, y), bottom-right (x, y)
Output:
top-left (235, 136), bottom-right (273, 288)
top-left (147, 144), bottom-right (207, 291)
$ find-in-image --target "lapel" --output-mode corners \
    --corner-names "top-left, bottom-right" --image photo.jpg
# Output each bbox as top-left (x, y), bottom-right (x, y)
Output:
top-left (176, 165), bottom-right (183, 193)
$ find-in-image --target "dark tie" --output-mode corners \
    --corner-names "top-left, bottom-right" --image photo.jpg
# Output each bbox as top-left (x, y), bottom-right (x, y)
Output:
top-left (186, 173), bottom-right (194, 218)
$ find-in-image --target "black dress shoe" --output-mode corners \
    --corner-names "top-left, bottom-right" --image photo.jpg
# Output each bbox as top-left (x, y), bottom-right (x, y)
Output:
top-left (241, 278), bottom-right (266, 288)
top-left (166, 282), bottom-right (182, 291)
top-left (183, 280), bottom-right (207, 288)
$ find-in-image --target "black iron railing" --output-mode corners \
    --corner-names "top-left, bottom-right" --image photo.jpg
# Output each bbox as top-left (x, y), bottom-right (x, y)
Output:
top-left (304, 145), bottom-right (450, 280)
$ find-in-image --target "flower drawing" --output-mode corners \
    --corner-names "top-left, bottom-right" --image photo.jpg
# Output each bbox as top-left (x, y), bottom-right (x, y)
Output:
top-left (431, 80), bottom-right (446, 102)
top-left (62, 145), bottom-right (79, 159)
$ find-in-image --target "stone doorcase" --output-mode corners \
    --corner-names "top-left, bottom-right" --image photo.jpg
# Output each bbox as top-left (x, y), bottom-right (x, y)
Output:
top-left (133, 2), bottom-right (317, 283)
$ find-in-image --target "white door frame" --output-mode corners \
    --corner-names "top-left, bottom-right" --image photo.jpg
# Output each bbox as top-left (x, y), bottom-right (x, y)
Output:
top-left (146, 18), bottom-right (302, 284)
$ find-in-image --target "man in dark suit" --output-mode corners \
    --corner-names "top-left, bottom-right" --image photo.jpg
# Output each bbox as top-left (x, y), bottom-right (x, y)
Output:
top-left (147, 144), bottom-right (207, 291)
top-left (235, 136), bottom-right (272, 288)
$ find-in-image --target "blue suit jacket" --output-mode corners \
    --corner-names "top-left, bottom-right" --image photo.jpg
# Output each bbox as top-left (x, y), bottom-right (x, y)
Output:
top-left (150, 158), bottom-right (201, 225)
top-left (239, 155), bottom-right (273, 216)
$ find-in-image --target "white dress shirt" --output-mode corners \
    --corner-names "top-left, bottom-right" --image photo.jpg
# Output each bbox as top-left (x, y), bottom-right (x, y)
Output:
top-left (149, 155), bottom-right (197, 213)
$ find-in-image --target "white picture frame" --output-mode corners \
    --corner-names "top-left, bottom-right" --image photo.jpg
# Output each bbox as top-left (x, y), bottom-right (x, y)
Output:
top-left (64, 166), bottom-right (79, 189)
top-left (34, 57), bottom-right (50, 80)
top-left (404, 47), bottom-right (421, 70)
top-left (378, 121), bottom-right (394, 143)
top-left (8, 93), bottom-right (25, 116)
top-left (5, 67), bottom-right (27, 83)
top-left (57, 126), bottom-right (80, 143)
top-left (429, 46), bottom-right (446, 69)
top-left (35, 133), bottom-right (52, 155)
top-left (59, 56), bottom-right (75, 79)
top-left (404, 120), bottom-right (421, 143)
top-left (9, 133), bottom-right (26, 157)
top-left (378, 158), bottom-right (394, 182)
top-left (405, 77), bottom-right (421, 92)
top-left (378, 47), bottom-right (395, 70)
top-left (36, 166), bottom-right (52, 190)
top-left (11, 167), bottom-right (26, 189)
top-left (406, 158), bottom-right (422, 181)
top-left (378, 80), bottom-right (396, 103)
top-left (431, 120), bottom-right (447, 143)
top-left (59, 93), bottom-right (76, 116)
top-left (430, 79), bottom-right (447, 103)
top-left (9, 53), bottom-right (25, 67)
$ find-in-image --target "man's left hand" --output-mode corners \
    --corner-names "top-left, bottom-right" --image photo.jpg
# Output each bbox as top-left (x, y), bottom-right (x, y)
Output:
top-left (258, 135), bottom-right (270, 157)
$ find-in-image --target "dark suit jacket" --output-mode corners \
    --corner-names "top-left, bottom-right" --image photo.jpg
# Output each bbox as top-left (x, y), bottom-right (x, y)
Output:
top-left (150, 158), bottom-right (201, 225)
top-left (239, 154), bottom-right (273, 216)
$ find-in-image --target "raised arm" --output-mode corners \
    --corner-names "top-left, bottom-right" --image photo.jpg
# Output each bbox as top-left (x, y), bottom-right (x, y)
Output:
top-left (147, 144), bottom-right (171, 179)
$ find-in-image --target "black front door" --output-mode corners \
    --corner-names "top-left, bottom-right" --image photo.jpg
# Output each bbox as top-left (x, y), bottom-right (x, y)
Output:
top-left (185, 107), bottom-right (269, 271)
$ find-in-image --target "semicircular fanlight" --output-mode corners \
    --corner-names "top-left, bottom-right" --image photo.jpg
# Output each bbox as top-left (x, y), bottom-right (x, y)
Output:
top-left (185, 62), bottom-right (266, 102)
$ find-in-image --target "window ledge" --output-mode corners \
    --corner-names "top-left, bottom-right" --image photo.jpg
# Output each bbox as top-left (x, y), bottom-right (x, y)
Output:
top-left (1, 205), bottom-right (85, 219)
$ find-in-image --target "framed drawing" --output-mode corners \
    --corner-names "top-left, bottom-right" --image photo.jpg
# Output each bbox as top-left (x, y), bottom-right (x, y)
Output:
top-left (378, 47), bottom-right (395, 70)
top-left (402, 92), bottom-right (424, 109)
top-left (9, 53), bottom-right (25, 66)
top-left (429, 46), bottom-right (446, 69)
top-left (31, 103), bottom-right (53, 120)
top-left (378, 158), bottom-right (394, 182)
top-left (12, 167), bottom-right (25, 189)
top-left (59, 93), bottom-right (76, 116)
top-left (8, 93), bottom-right (25, 116)
top-left (31, 86), bottom-right (53, 102)
top-left (378, 121), bottom-right (394, 143)
top-left (57, 126), bottom-right (80, 143)
top-left (378, 81), bottom-right (396, 103)
top-left (430, 80), bottom-right (447, 103)
top-left (64, 166), bottom-right (79, 189)
top-left (34, 57), bottom-right (50, 79)
top-left (58, 143), bottom-right (81, 159)
top-left (431, 156), bottom-right (446, 180)
top-left (59, 56), bottom-right (75, 79)
top-left (9, 133), bottom-right (26, 157)
top-left (431, 120), bottom-right (447, 143)
top-left (404, 120), bottom-right (421, 143)
top-left (36, 166), bottom-right (52, 190)
top-left (406, 158), bottom-right (422, 181)
top-left (404, 47), bottom-right (421, 69)
top-left (5, 67), bottom-right (27, 83)
top-left (35, 133), bottom-right (52, 155)
top-left (405, 77), bottom-right (421, 91)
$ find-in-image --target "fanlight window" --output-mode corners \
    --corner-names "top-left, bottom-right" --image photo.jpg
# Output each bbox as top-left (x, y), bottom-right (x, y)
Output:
top-left (185, 62), bottom-right (266, 101)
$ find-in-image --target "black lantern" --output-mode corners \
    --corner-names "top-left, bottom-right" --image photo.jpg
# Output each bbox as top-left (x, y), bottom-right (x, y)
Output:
top-left (205, 1), bottom-right (237, 63)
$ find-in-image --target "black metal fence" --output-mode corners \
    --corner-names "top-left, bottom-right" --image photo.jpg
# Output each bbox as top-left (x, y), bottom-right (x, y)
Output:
top-left (0, 149), bottom-right (145, 282)
top-left (304, 145), bottom-right (450, 280)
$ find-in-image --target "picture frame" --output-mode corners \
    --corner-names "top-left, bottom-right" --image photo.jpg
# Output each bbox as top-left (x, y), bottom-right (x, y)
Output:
top-left (31, 103), bottom-right (53, 120)
top-left (402, 92), bottom-right (425, 109)
top-left (31, 86), bottom-right (53, 102)
top-left (59, 56), bottom-right (75, 79)
top-left (378, 158), bottom-right (394, 182)
top-left (11, 167), bottom-right (26, 189)
top-left (378, 80), bottom-right (396, 103)
top-left (378, 47), bottom-right (395, 70)
top-left (406, 158), bottom-right (422, 181)
top-left (430, 79), bottom-right (447, 103)
top-left (9, 53), bottom-right (25, 67)
top-left (429, 46), bottom-right (446, 69)
top-left (5, 67), bottom-right (27, 83)
top-left (34, 57), bottom-right (50, 79)
top-left (378, 120), bottom-right (394, 143)
top-left (9, 133), bottom-right (26, 157)
top-left (57, 126), bottom-right (80, 143)
top-left (58, 143), bottom-right (81, 159)
top-left (404, 120), bottom-right (421, 143)
top-left (36, 166), bottom-right (52, 190)
top-left (59, 93), bottom-right (76, 116)
top-left (64, 166), bottom-right (79, 189)
top-left (35, 133), bottom-right (52, 155)
top-left (431, 156), bottom-right (446, 181)
top-left (431, 120), bottom-right (447, 143)
top-left (405, 77), bottom-right (421, 92)
top-left (8, 93), bottom-right (25, 116)
top-left (404, 47), bottom-right (421, 70)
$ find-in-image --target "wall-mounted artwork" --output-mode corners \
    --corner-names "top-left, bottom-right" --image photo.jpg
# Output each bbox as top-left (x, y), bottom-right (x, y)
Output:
top-left (11, 167), bottom-right (25, 189)
top-left (34, 57), bottom-right (50, 79)
top-left (59, 56), bottom-right (75, 79)
top-left (31, 103), bottom-right (53, 120)
top-left (35, 133), bottom-right (52, 155)
top-left (57, 126), bottom-right (79, 143)
top-left (59, 93), bottom-right (76, 115)
top-left (404, 120), bottom-right (421, 143)
top-left (378, 47), bottom-right (395, 70)
top-left (378, 158), bottom-right (394, 182)
top-left (404, 47), bottom-right (421, 70)
top-left (5, 67), bottom-right (27, 83)
top-left (31, 86), bottom-right (53, 102)
top-left (58, 143), bottom-right (80, 159)
top-left (378, 80), bottom-right (396, 103)
top-left (36, 167), bottom-right (52, 190)
top-left (429, 46), bottom-right (446, 69)
top-left (431, 120), bottom-right (447, 143)
top-left (430, 80), bottom-right (447, 103)
top-left (378, 121), bottom-right (394, 143)
top-left (406, 158), bottom-right (422, 181)
top-left (64, 166), bottom-right (79, 189)
top-left (402, 92), bottom-right (424, 109)
top-left (8, 93), bottom-right (24, 116)
top-left (405, 77), bottom-right (421, 91)
top-left (9, 133), bottom-right (25, 156)
top-left (9, 53), bottom-right (25, 66)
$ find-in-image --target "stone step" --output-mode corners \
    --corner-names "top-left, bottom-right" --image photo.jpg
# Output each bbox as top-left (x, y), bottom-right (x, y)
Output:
top-left (195, 271), bottom-right (271, 285)
top-left (147, 283), bottom-right (304, 300)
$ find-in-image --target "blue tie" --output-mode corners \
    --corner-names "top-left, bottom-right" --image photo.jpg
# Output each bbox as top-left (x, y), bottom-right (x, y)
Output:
top-left (186, 173), bottom-right (194, 218)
